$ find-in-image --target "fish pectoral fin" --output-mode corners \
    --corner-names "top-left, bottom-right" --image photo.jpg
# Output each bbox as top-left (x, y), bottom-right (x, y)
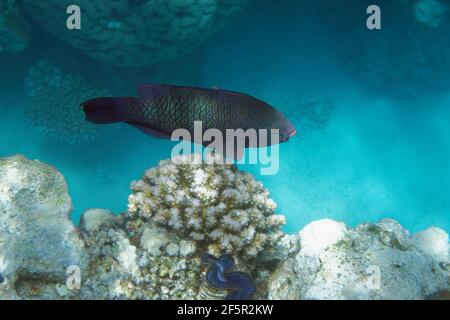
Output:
top-left (127, 122), bottom-right (171, 140)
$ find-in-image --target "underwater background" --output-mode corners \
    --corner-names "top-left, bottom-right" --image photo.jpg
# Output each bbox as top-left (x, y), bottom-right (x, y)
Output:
top-left (1, 0), bottom-right (449, 236)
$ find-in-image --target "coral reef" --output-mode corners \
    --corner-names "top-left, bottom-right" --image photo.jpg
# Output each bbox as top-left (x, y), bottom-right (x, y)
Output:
top-left (268, 219), bottom-right (450, 300)
top-left (0, 0), bottom-right (30, 53)
top-left (0, 155), bottom-right (448, 300)
top-left (22, 0), bottom-right (249, 66)
top-left (24, 61), bottom-right (116, 144)
top-left (128, 154), bottom-right (286, 260)
top-left (80, 212), bottom-right (204, 299)
top-left (0, 155), bottom-right (87, 299)
top-left (78, 154), bottom-right (285, 299)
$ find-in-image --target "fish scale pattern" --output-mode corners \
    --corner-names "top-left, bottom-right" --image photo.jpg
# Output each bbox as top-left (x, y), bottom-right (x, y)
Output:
top-left (153, 94), bottom-right (249, 133)
top-left (117, 91), bottom-right (259, 141)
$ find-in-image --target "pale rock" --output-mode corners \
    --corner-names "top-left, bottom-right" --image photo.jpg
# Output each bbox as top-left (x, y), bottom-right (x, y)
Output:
top-left (408, 227), bottom-right (449, 263)
top-left (80, 208), bottom-right (114, 233)
top-left (268, 219), bottom-right (450, 300)
top-left (0, 155), bottom-right (87, 299)
top-left (298, 219), bottom-right (348, 256)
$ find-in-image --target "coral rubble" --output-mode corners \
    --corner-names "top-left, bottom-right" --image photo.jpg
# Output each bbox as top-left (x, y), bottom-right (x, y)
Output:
top-left (0, 155), bottom-right (448, 300)
top-left (24, 61), bottom-right (116, 144)
top-left (0, 0), bottom-right (30, 53)
top-left (22, 0), bottom-right (249, 66)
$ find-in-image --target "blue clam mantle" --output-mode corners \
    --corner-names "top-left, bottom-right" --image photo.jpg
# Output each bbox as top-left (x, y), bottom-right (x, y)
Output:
top-left (201, 253), bottom-right (256, 300)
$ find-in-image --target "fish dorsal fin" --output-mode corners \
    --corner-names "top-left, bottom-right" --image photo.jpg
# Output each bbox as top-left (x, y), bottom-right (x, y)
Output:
top-left (127, 122), bottom-right (171, 140)
top-left (137, 84), bottom-right (170, 99)
top-left (137, 84), bottom-right (200, 98)
top-left (137, 83), bottom-right (249, 99)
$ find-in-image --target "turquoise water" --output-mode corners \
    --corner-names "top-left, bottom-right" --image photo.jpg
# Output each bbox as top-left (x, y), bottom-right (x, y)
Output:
top-left (1, 1), bottom-right (449, 234)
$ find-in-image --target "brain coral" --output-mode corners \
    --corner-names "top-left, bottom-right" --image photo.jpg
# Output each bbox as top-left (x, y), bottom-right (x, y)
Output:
top-left (22, 0), bottom-right (249, 66)
top-left (25, 61), bottom-right (115, 144)
top-left (0, 0), bottom-right (30, 53)
top-left (128, 154), bottom-right (286, 260)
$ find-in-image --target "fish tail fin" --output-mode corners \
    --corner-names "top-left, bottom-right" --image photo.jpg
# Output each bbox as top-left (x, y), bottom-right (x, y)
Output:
top-left (81, 97), bottom-right (136, 124)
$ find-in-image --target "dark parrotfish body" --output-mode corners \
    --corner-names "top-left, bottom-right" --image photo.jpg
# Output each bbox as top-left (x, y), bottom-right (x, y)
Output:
top-left (82, 84), bottom-right (295, 157)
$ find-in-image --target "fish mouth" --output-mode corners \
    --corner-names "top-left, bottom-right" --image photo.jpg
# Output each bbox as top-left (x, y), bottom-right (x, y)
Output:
top-left (281, 127), bottom-right (296, 142)
top-left (289, 129), bottom-right (296, 137)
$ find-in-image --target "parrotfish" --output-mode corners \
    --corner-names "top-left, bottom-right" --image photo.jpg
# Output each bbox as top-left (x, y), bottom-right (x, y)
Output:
top-left (82, 84), bottom-right (296, 159)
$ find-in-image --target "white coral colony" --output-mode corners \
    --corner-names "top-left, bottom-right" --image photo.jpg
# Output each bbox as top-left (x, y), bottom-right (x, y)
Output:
top-left (128, 155), bottom-right (286, 259)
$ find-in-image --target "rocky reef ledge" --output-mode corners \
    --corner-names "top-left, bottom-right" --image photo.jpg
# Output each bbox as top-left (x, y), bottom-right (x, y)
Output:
top-left (0, 155), bottom-right (448, 300)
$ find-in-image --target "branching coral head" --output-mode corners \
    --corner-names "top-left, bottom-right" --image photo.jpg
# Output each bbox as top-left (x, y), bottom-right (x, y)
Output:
top-left (128, 155), bottom-right (286, 260)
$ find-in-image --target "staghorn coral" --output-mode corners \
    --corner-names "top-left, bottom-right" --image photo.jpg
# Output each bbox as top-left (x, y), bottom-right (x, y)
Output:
top-left (128, 154), bottom-right (286, 260)
top-left (22, 0), bottom-right (249, 66)
top-left (0, 0), bottom-right (30, 53)
top-left (24, 61), bottom-right (116, 144)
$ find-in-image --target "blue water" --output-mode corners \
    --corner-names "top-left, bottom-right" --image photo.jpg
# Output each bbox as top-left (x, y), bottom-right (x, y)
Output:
top-left (1, 1), bottom-right (449, 233)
